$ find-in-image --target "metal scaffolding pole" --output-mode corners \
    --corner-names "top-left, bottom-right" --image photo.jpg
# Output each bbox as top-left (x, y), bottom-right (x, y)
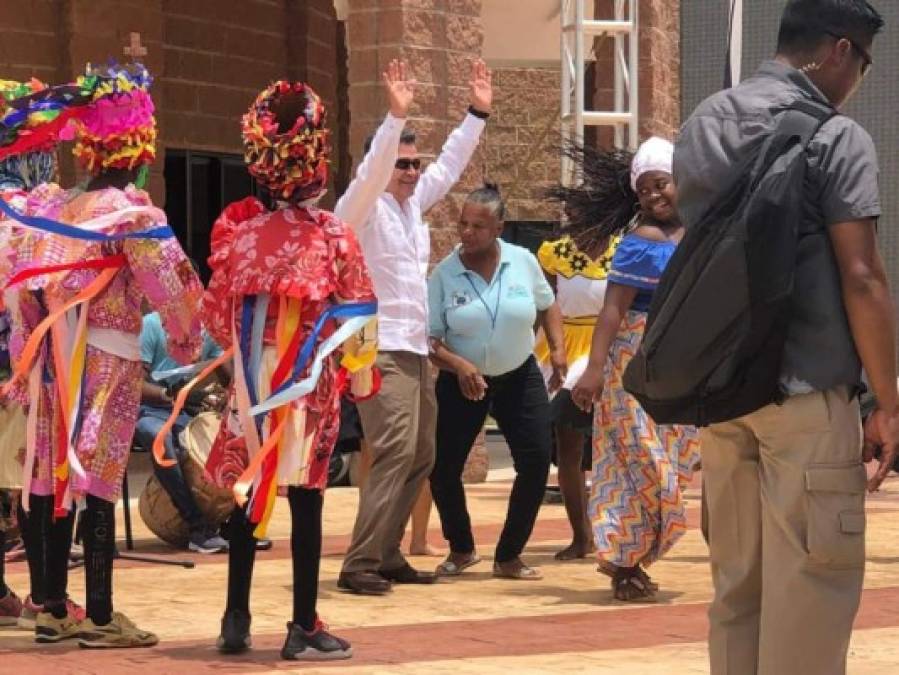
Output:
top-left (560, 0), bottom-right (639, 185)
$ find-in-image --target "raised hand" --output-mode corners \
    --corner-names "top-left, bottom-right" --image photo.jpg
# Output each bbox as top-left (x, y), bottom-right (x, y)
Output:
top-left (382, 59), bottom-right (416, 119)
top-left (468, 58), bottom-right (493, 114)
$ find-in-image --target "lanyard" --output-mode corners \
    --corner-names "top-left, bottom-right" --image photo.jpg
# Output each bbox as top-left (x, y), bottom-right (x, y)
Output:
top-left (465, 268), bottom-right (503, 331)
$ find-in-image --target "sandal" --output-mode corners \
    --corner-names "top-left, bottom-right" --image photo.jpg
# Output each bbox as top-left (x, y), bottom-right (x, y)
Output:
top-left (492, 560), bottom-right (543, 581)
top-left (598, 561), bottom-right (659, 592)
top-left (435, 554), bottom-right (481, 577)
top-left (611, 565), bottom-right (657, 602)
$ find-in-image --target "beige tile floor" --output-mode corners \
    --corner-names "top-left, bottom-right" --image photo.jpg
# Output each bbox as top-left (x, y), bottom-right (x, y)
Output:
top-left (1, 451), bottom-right (898, 674)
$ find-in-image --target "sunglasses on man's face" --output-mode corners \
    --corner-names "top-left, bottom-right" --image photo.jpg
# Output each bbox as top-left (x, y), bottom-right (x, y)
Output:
top-left (395, 158), bottom-right (422, 171)
top-left (826, 30), bottom-right (873, 77)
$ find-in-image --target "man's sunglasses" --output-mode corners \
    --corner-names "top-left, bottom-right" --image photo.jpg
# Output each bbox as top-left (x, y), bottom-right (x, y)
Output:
top-left (395, 158), bottom-right (422, 171)
top-left (825, 31), bottom-right (873, 77)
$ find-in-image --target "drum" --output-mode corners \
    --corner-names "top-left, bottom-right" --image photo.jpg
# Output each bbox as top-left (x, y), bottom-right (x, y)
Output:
top-left (138, 412), bottom-right (236, 548)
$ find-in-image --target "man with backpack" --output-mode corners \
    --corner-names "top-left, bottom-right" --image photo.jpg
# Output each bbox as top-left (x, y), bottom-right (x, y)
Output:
top-left (671, 2), bottom-right (893, 673)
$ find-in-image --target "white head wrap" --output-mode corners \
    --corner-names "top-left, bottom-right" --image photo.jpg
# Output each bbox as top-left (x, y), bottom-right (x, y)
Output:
top-left (630, 136), bottom-right (674, 191)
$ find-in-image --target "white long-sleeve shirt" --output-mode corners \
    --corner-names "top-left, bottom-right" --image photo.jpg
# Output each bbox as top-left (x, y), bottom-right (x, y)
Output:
top-left (335, 112), bottom-right (486, 354)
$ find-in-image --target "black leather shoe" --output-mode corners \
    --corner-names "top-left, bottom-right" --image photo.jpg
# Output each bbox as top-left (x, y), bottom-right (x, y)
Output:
top-left (337, 571), bottom-right (392, 595)
top-left (281, 620), bottom-right (352, 661)
top-left (380, 563), bottom-right (438, 584)
top-left (217, 609), bottom-right (251, 654)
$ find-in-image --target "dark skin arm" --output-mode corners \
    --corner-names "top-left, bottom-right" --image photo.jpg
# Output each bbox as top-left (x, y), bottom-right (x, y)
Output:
top-left (140, 360), bottom-right (232, 409)
top-left (429, 337), bottom-right (487, 401)
top-left (141, 363), bottom-right (172, 407)
top-left (829, 218), bottom-right (899, 491)
top-left (571, 282), bottom-right (639, 411)
top-left (537, 301), bottom-right (568, 392)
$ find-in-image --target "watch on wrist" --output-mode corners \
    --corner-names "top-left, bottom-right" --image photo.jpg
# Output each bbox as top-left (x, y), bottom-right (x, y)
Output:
top-left (467, 105), bottom-right (490, 120)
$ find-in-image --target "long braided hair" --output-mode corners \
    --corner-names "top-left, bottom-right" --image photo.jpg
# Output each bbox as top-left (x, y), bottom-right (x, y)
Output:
top-left (544, 140), bottom-right (638, 253)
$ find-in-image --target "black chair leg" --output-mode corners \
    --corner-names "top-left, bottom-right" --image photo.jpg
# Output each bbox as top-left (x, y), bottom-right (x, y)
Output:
top-left (122, 469), bottom-right (134, 551)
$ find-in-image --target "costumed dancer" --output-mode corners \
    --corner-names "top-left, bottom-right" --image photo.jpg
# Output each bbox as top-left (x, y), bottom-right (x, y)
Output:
top-left (570, 138), bottom-right (700, 601)
top-left (535, 145), bottom-right (625, 561)
top-left (0, 77), bottom-right (93, 629)
top-left (193, 81), bottom-right (377, 661)
top-left (0, 63), bottom-right (203, 647)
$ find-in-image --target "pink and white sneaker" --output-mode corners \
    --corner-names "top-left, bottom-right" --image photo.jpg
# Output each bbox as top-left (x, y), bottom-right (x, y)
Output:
top-left (18, 595), bottom-right (86, 630)
top-left (0, 589), bottom-right (24, 626)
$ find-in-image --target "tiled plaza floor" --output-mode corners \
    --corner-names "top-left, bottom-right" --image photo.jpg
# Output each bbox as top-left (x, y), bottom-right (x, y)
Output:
top-left (1, 450), bottom-right (898, 674)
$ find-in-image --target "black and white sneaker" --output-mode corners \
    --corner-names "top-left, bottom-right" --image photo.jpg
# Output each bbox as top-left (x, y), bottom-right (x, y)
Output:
top-left (189, 528), bottom-right (228, 555)
top-left (217, 609), bottom-right (251, 654)
top-left (280, 619), bottom-right (352, 661)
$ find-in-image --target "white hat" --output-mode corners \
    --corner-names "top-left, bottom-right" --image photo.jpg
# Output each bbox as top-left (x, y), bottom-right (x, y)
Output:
top-left (630, 136), bottom-right (674, 191)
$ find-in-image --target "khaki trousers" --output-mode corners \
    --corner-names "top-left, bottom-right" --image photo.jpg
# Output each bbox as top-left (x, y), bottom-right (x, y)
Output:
top-left (341, 351), bottom-right (436, 574)
top-left (701, 387), bottom-right (865, 675)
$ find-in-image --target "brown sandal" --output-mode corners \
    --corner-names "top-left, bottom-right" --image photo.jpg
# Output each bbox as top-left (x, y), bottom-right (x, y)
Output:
top-left (611, 565), bottom-right (657, 601)
top-left (598, 561), bottom-right (659, 592)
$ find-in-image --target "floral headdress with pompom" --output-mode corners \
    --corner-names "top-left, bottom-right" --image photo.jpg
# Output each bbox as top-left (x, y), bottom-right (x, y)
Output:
top-left (63, 62), bottom-right (157, 174)
top-left (0, 77), bottom-right (94, 161)
top-left (241, 81), bottom-right (331, 202)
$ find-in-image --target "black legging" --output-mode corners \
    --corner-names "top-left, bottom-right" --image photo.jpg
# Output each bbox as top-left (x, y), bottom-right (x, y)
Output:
top-left (226, 486), bottom-right (323, 631)
top-left (19, 495), bottom-right (76, 612)
top-left (82, 494), bottom-right (115, 626)
top-left (28, 494), bottom-right (112, 623)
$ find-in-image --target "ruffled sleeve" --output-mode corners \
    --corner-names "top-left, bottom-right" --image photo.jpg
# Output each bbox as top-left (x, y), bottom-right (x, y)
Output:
top-left (121, 188), bottom-right (204, 364)
top-left (607, 234), bottom-right (675, 291)
top-left (202, 197), bottom-right (267, 349)
top-left (537, 239), bottom-right (560, 275)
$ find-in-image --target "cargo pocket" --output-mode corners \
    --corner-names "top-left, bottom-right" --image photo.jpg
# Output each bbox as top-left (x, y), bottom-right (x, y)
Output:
top-left (804, 463), bottom-right (866, 569)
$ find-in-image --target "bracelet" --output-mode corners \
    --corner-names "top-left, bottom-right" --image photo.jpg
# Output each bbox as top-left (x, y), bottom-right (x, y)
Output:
top-left (468, 105), bottom-right (490, 120)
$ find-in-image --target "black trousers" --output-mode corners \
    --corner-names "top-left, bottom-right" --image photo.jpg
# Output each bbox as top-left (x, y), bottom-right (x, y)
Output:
top-left (430, 355), bottom-right (552, 562)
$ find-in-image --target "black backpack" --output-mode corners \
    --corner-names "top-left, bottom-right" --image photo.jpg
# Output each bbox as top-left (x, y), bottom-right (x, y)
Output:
top-left (622, 99), bottom-right (836, 427)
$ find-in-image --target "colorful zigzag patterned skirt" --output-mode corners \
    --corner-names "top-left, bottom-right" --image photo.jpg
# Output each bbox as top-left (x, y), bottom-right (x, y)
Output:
top-left (588, 310), bottom-right (700, 568)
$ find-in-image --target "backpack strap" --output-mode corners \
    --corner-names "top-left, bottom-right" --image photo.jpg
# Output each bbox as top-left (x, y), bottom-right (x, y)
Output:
top-left (749, 98), bottom-right (837, 190)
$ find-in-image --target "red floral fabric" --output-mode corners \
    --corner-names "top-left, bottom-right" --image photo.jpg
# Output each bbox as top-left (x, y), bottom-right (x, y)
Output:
top-left (203, 200), bottom-right (376, 490)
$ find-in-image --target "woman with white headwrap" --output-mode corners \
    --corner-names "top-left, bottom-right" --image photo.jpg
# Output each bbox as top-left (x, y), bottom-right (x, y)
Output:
top-left (570, 137), bottom-right (699, 601)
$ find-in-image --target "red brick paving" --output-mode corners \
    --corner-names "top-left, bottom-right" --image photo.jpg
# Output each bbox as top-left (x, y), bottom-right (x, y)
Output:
top-left (3, 585), bottom-right (898, 672)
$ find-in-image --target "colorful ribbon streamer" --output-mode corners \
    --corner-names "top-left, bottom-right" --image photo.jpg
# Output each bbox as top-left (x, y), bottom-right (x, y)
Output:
top-left (0, 197), bottom-right (173, 241)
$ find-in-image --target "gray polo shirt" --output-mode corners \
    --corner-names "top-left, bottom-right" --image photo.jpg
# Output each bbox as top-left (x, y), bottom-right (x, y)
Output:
top-left (674, 60), bottom-right (881, 395)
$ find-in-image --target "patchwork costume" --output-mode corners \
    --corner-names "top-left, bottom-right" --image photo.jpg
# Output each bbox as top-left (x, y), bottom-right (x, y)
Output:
top-left (0, 63), bottom-right (201, 648)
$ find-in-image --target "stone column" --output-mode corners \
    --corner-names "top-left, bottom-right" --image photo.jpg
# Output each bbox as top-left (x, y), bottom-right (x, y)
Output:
top-left (345, 0), bottom-right (486, 260)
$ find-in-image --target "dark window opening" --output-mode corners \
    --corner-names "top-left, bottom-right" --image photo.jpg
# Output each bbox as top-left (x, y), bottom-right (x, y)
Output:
top-left (502, 220), bottom-right (557, 255)
top-left (164, 150), bottom-right (261, 282)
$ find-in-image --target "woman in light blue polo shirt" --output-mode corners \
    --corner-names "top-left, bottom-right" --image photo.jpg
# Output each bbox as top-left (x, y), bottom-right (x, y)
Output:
top-left (428, 183), bottom-right (566, 581)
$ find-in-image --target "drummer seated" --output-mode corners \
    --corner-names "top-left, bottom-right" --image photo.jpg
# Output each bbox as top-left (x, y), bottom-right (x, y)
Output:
top-left (133, 310), bottom-right (230, 555)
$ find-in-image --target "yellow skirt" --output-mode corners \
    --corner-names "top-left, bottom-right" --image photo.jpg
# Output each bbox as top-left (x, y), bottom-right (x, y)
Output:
top-left (535, 317), bottom-right (596, 391)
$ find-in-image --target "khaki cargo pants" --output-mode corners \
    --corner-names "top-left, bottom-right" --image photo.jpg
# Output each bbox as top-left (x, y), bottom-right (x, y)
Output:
top-left (700, 387), bottom-right (865, 675)
top-left (341, 351), bottom-right (436, 574)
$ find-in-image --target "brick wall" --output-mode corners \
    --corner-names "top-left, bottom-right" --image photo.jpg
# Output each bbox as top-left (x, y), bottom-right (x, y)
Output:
top-left (486, 66), bottom-right (561, 223)
top-left (1, 1), bottom-right (341, 204)
top-left (0, 0), bottom-right (60, 84)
